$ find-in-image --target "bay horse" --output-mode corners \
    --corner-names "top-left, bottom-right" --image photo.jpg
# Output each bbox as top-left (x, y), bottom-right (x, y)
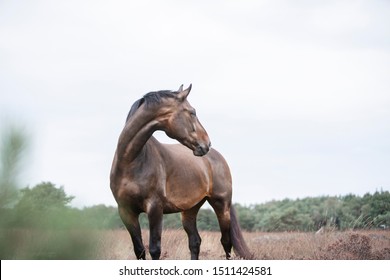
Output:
top-left (110, 84), bottom-right (251, 260)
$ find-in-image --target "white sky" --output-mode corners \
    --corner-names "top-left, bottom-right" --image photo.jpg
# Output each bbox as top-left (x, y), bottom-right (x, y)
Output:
top-left (1, 0), bottom-right (389, 207)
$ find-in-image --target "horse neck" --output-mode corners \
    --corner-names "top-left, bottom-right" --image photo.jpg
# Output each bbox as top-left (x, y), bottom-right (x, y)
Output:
top-left (116, 107), bottom-right (160, 164)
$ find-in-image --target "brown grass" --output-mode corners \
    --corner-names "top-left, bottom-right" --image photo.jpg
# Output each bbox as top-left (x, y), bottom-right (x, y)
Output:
top-left (94, 229), bottom-right (390, 260)
top-left (2, 228), bottom-right (389, 259)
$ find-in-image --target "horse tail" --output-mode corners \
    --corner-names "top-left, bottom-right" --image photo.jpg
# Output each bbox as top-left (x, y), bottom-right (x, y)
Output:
top-left (230, 205), bottom-right (253, 259)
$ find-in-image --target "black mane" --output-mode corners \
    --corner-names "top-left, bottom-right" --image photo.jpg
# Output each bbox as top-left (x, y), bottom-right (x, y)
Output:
top-left (126, 90), bottom-right (178, 122)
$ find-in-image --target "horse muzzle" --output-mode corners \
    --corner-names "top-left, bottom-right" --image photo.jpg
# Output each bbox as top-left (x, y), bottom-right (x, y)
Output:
top-left (193, 142), bottom-right (211, 156)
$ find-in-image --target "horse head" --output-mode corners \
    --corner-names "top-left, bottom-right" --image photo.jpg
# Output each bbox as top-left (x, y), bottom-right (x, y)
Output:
top-left (158, 84), bottom-right (211, 156)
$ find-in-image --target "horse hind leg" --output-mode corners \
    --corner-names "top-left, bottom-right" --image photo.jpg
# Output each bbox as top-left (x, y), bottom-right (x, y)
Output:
top-left (209, 199), bottom-right (232, 259)
top-left (118, 206), bottom-right (146, 259)
top-left (181, 199), bottom-right (206, 260)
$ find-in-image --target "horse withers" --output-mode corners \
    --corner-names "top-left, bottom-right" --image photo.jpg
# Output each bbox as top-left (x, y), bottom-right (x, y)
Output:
top-left (110, 84), bottom-right (252, 260)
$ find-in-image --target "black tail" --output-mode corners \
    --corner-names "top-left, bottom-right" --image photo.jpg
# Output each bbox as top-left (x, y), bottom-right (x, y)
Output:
top-left (230, 206), bottom-right (253, 259)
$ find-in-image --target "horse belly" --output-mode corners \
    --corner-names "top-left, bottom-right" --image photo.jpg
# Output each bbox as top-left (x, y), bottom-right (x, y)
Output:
top-left (164, 164), bottom-right (210, 211)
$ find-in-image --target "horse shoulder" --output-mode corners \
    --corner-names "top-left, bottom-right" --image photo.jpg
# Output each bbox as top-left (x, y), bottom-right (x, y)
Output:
top-left (204, 148), bottom-right (233, 197)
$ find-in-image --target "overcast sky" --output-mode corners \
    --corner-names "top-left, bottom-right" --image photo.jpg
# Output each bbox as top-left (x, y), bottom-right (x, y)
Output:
top-left (1, 0), bottom-right (389, 207)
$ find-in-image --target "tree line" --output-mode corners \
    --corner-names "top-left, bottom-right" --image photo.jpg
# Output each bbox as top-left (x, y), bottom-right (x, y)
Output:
top-left (1, 181), bottom-right (389, 232)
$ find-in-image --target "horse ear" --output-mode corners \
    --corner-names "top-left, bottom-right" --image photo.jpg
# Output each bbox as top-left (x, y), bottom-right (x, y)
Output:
top-left (178, 84), bottom-right (192, 101)
top-left (177, 84), bottom-right (184, 92)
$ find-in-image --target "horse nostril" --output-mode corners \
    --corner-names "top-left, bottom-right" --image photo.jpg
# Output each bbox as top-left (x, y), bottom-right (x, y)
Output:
top-left (202, 143), bottom-right (210, 154)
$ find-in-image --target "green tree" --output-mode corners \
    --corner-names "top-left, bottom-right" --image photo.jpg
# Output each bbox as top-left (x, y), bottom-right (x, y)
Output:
top-left (14, 182), bottom-right (75, 228)
top-left (17, 182), bottom-right (74, 210)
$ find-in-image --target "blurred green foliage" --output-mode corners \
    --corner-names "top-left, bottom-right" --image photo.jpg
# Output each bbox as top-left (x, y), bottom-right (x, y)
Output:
top-left (0, 126), bottom-right (27, 208)
top-left (0, 181), bottom-right (122, 259)
top-left (0, 126), bottom-right (100, 259)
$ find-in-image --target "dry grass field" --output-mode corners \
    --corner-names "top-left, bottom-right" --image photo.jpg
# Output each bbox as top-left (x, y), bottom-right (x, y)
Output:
top-left (3, 228), bottom-right (389, 259)
top-left (94, 229), bottom-right (390, 260)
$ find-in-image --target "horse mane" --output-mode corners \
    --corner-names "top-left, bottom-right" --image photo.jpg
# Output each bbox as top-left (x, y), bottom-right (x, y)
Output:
top-left (126, 90), bottom-right (178, 122)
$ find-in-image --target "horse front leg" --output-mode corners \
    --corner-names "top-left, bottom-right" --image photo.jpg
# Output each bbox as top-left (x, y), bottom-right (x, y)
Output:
top-left (118, 206), bottom-right (146, 259)
top-left (147, 206), bottom-right (163, 260)
top-left (182, 210), bottom-right (202, 260)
